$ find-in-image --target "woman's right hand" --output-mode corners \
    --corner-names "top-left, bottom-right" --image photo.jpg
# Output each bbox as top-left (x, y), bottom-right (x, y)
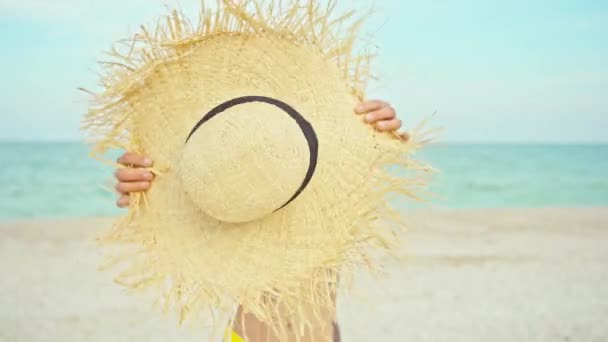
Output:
top-left (114, 152), bottom-right (155, 208)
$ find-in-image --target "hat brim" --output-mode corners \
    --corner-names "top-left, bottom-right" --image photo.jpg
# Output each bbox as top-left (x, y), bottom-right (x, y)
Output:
top-left (87, 2), bottom-right (428, 340)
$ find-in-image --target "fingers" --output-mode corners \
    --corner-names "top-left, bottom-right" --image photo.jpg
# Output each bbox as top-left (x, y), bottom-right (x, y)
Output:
top-left (113, 169), bottom-right (153, 208)
top-left (376, 118), bottom-right (402, 132)
top-left (115, 168), bottom-right (154, 182)
top-left (355, 100), bottom-right (400, 131)
top-left (117, 152), bottom-right (153, 168)
top-left (355, 100), bottom-right (408, 136)
top-left (117, 195), bottom-right (130, 208)
top-left (363, 105), bottom-right (396, 124)
top-left (115, 181), bottom-right (151, 194)
top-left (114, 152), bottom-right (154, 208)
top-left (354, 100), bottom-right (389, 114)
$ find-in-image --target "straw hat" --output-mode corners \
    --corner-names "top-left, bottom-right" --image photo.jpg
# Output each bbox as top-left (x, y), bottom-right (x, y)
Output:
top-left (83, 0), bottom-right (428, 340)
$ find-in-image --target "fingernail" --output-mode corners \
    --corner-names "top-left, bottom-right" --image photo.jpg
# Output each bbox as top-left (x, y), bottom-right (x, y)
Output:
top-left (355, 104), bottom-right (364, 113)
top-left (142, 182), bottom-right (151, 189)
top-left (365, 114), bottom-right (374, 122)
top-left (143, 172), bottom-right (154, 180)
top-left (118, 198), bottom-right (129, 207)
top-left (143, 158), bottom-right (153, 167)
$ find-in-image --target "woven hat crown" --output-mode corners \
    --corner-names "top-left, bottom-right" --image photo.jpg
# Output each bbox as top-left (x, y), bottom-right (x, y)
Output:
top-left (179, 97), bottom-right (315, 223)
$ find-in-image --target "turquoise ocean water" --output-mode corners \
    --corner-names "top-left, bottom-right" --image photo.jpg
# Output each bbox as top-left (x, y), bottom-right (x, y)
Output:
top-left (0, 142), bottom-right (606, 219)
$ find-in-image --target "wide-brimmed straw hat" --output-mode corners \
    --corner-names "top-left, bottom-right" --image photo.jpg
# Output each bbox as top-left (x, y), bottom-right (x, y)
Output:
top-left (83, 0), bottom-right (428, 340)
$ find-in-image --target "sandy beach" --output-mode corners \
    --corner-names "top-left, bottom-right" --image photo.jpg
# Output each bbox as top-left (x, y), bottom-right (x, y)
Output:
top-left (1, 208), bottom-right (607, 342)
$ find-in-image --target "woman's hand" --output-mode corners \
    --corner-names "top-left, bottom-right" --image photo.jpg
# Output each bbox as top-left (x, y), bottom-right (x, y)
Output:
top-left (355, 100), bottom-right (409, 140)
top-left (114, 152), bottom-right (154, 208)
top-left (114, 99), bottom-right (405, 208)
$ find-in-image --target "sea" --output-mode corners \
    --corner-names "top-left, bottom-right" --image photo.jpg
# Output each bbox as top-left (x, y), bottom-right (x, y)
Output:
top-left (0, 142), bottom-right (607, 219)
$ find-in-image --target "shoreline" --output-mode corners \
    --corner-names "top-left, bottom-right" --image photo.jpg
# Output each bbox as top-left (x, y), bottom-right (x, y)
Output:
top-left (3, 205), bottom-right (608, 222)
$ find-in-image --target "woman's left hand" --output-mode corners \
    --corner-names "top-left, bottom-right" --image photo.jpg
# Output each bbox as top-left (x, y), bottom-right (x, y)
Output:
top-left (355, 100), bottom-right (409, 140)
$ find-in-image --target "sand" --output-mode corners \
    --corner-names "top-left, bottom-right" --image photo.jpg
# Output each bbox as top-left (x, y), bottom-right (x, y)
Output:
top-left (1, 208), bottom-right (607, 342)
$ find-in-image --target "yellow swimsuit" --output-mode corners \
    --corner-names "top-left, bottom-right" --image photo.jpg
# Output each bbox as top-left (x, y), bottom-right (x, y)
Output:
top-left (224, 330), bottom-right (245, 342)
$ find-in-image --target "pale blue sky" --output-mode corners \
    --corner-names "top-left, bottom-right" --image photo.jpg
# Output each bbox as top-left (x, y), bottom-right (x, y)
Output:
top-left (0, 0), bottom-right (606, 143)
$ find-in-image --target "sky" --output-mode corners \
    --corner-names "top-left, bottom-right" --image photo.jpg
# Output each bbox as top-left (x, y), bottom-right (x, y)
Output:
top-left (0, 0), bottom-right (606, 143)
